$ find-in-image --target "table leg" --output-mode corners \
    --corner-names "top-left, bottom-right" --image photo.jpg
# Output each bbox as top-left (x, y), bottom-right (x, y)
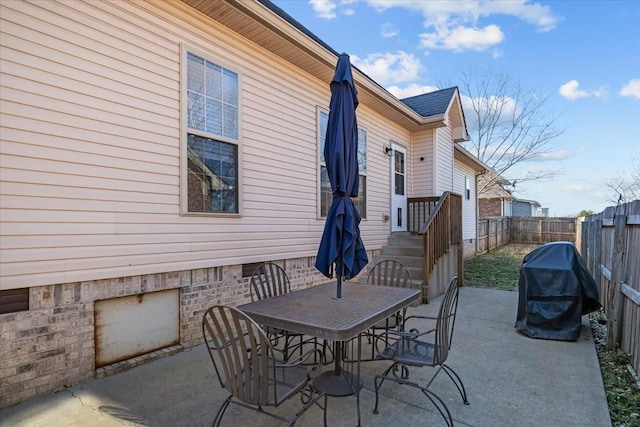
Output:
top-left (312, 339), bottom-right (363, 426)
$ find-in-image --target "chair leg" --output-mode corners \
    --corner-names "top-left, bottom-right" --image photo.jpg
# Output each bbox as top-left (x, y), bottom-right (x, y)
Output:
top-left (420, 387), bottom-right (454, 427)
top-left (323, 395), bottom-right (328, 427)
top-left (372, 363), bottom-right (397, 414)
top-left (373, 363), bottom-right (455, 427)
top-left (441, 364), bottom-right (469, 405)
top-left (212, 396), bottom-right (231, 427)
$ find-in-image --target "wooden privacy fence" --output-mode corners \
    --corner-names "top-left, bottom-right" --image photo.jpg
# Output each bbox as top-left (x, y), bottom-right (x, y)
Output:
top-left (477, 217), bottom-right (510, 253)
top-left (581, 200), bottom-right (640, 375)
top-left (478, 216), bottom-right (578, 253)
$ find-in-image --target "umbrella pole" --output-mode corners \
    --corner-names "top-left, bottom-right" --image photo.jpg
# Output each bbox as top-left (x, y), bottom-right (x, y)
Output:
top-left (337, 275), bottom-right (342, 299)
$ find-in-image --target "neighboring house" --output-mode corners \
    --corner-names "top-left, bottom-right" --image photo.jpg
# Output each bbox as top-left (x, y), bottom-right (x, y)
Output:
top-left (478, 170), bottom-right (514, 217)
top-left (512, 198), bottom-right (543, 217)
top-left (0, 0), bottom-right (481, 405)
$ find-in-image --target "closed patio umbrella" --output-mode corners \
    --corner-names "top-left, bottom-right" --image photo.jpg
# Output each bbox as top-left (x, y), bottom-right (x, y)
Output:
top-left (315, 53), bottom-right (368, 298)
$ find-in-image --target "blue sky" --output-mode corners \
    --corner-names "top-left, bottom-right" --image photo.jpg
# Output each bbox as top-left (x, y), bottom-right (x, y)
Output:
top-left (272, 0), bottom-right (640, 216)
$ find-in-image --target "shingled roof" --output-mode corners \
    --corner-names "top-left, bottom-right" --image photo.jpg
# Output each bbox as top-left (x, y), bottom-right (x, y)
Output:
top-left (400, 87), bottom-right (458, 117)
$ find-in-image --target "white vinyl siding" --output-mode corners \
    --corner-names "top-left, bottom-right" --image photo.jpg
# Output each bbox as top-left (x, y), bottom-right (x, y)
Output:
top-left (434, 127), bottom-right (454, 195)
top-left (454, 162), bottom-right (477, 241)
top-left (412, 130), bottom-right (434, 197)
top-left (0, 0), bottom-right (410, 289)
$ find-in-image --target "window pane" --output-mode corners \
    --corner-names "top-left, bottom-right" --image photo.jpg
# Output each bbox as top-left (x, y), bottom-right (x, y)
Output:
top-left (355, 175), bottom-right (366, 217)
top-left (187, 92), bottom-right (205, 131)
top-left (187, 53), bottom-right (204, 93)
top-left (223, 105), bottom-right (238, 139)
top-left (187, 52), bottom-right (238, 142)
top-left (320, 165), bottom-right (331, 217)
top-left (187, 134), bottom-right (238, 213)
top-left (205, 100), bottom-right (222, 135)
top-left (223, 69), bottom-right (238, 105)
top-left (358, 128), bottom-right (367, 174)
top-left (395, 172), bottom-right (404, 196)
top-left (319, 111), bottom-right (328, 158)
top-left (205, 62), bottom-right (222, 100)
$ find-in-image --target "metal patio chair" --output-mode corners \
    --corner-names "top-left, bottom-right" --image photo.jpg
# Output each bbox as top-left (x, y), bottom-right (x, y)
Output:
top-left (249, 262), bottom-right (331, 364)
top-left (372, 276), bottom-right (469, 427)
top-left (362, 260), bottom-right (413, 360)
top-left (202, 304), bottom-right (325, 426)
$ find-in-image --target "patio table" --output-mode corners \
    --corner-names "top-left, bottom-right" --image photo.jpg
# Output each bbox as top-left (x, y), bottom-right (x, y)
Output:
top-left (238, 281), bottom-right (420, 426)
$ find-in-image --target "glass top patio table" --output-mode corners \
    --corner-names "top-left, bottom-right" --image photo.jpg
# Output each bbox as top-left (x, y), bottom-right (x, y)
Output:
top-left (238, 281), bottom-right (420, 342)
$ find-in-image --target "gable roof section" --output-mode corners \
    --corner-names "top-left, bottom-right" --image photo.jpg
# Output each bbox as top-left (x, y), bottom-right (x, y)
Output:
top-left (478, 169), bottom-right (514, 199)
top-left (402, 87), bottom-right (470, 142)
top-left (179, 0), bottom-right (451, 132)
top-left (401, 87), bottom-right (457, 117)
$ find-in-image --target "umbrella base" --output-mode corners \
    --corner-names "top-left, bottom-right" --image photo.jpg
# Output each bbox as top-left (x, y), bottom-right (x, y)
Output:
top-left (313, 370), bottom-right (359, 396)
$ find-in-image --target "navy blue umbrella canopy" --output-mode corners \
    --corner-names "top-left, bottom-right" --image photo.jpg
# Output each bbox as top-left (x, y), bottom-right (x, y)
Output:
top-left (315, 53), bottom-right (368, 298)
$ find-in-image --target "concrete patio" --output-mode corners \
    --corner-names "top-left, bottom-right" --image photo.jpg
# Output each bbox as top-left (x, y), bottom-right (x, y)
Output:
top-left (0, 287), bottom-right (611, 427)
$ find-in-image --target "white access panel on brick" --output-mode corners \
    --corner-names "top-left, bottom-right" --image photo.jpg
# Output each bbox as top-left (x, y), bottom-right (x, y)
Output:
top-left (95, 289), bottom-right (180, 367)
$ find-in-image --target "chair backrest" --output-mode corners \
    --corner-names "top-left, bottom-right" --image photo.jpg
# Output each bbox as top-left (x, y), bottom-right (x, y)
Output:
top-left (202, 305), bottom-right (275, 406)
top-left (434, 276), bottom-right (460, 365)
top-left (367, 260), bottom-right (412, 288)
top-left (250, 262), bottom-right (291, 302)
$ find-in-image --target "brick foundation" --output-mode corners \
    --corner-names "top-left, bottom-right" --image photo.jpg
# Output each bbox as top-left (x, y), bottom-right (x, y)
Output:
top-left (0, 256), bottom-right (331, 407)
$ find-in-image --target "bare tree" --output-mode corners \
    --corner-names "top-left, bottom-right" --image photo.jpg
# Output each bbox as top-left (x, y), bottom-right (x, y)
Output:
top-left (443, 69), bottom-right (565, 196)
top-left (606, 157), bottom-right (640, 204)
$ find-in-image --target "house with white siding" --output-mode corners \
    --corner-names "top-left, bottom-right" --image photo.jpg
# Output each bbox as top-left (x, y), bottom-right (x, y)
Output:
top-left (0, 0), bottom-right (484, 405)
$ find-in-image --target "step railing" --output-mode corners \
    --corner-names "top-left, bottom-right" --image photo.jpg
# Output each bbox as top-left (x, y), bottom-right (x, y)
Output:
top-left (408, 192), bottom-right (463, 301)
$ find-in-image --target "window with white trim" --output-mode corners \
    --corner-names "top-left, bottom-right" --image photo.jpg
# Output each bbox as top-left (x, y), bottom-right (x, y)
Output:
top-left (318, 109), bottom-right (367, 218)
top-left (184, 50), bottom-right (239, 213)
top-left (465, 176), bottom-right (471, 200)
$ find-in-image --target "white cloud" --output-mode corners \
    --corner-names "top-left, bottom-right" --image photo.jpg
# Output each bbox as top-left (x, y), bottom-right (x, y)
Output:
top-left (592, 87), bottom-right (608, 98)
top-left (380, 23), bottom-right (398, 38)
top-left (558, 80), bottom-right (608, 100)
top-left (387, 84), bottom-right (439, 99)
top-left (351, 51), bottom-right (422, 85)
top-left (365, 0), bottom-right (559, 52)
top-left (620, 79), bottom-right (640, 100)
top-left (460, 94), bottom-right (518, 130)
top-left (558, 80), bottom-right (589, 100)
top-left (420, 24), bottom-right (504, 52)
top-left (310, 0), bottom-right (337, 19)
top-left (529, 150), bottom-right (571, 161)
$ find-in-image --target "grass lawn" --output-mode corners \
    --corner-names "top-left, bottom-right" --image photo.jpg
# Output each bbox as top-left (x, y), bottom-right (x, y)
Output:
top-left (464, 243), bottom-right (640, 427)
top-left (463, 243), bottom-right (536, 290)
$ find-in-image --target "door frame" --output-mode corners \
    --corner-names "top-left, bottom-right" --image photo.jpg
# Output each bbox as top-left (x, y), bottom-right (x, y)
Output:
top-left (390, 142), bottom-right (407, 232)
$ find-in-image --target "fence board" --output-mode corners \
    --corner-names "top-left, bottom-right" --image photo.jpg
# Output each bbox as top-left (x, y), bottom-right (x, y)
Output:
top-left (477, 216), bottom-right (576, 251)
top-left (581, 200), bottom-right (640, 375)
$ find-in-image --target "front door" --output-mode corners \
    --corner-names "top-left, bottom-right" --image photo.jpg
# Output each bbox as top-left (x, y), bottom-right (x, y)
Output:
top-left (390, 142), bottom-right (407, 232)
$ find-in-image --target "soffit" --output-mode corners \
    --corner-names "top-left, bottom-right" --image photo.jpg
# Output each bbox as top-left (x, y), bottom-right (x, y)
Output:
top-left (180, 0), bottom-right (440, 132)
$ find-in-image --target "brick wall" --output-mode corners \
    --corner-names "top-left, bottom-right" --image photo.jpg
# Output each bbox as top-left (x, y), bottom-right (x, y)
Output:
top-left (479, 198), bottom-right (503, 217)
top-left (0, 256), bottom-right (330, 407)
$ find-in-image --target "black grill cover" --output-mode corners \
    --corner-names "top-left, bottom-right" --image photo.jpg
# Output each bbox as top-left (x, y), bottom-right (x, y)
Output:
top-left (515, 242), bottom-right (600, 341)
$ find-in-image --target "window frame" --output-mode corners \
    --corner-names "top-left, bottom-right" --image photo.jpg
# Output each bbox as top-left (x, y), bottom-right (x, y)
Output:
top-left (317, 107), bottom-right (367, 219)
top-left (180, 44), bottom-right (242, 216)
top-left (465, 176), bottom-right (471, 200)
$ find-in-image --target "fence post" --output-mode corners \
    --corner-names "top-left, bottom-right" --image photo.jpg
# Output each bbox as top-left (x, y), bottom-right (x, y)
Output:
top-left (594, 218), bottom-right (602, 294)
top-left (606, 213), bottom-right (627, 350)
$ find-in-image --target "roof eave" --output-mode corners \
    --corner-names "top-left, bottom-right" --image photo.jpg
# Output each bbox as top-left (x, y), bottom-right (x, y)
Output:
top-left (454, 145), bottom-right (486, 172)
top-left (180, 0), bottom-right (444, 131)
